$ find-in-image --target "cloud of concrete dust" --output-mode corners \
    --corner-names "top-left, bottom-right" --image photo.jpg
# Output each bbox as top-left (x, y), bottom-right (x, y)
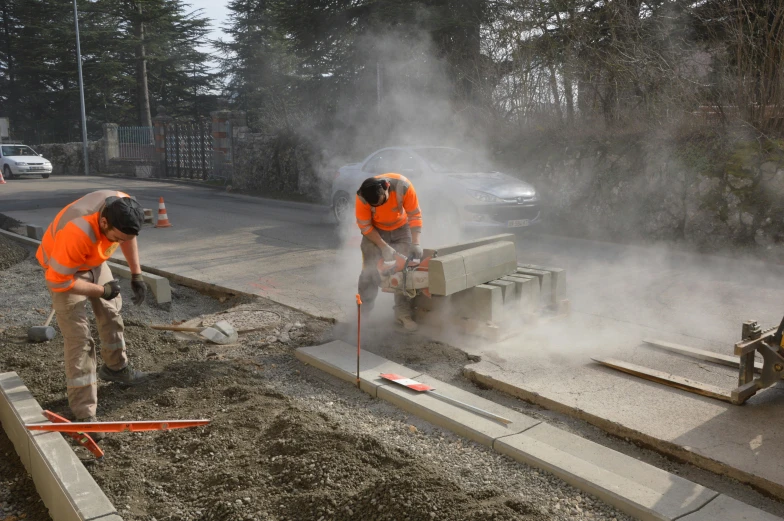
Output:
top-left (312, 26), bottom-right (498, 326)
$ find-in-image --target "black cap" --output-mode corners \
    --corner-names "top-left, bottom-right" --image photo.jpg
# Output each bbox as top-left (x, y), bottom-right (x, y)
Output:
top-left (103, 196), bottom-right (144, 235)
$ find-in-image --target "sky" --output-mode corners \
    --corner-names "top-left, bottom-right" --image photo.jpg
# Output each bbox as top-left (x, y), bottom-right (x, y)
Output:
top-left (187, 0), bottom-right (230, 50)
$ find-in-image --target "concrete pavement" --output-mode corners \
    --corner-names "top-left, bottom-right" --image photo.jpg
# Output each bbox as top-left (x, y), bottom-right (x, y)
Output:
top-left (0, 176), bottom-right (360, 319)
top-left (6, 175), bottom-right (784, 504)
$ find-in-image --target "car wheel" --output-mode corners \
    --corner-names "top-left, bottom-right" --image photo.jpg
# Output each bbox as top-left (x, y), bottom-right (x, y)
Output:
top-left (332, 191), bottom-right (352, 224)
top-left (3, 165), bottom-right (12, 180)
top-left (42, 174), bottom-right (50, 179)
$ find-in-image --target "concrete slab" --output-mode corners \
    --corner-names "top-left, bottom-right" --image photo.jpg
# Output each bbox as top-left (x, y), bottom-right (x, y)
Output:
top-left (519, 263), bottom-right (566, 304)
top-left (464, 327), bottom-right (784, 499)
top-left (503, 274), bottom-right (540, 311)
top-left (680, 495), bottom-right (783, 521)
top-left (377, 374), bottom-right (541, 447)
top-left (294, 341), bottom-right (779, 521)
top-left (427, 252), bottom-right (467, 296)
top-left (515, 267), bottom-right (552, 304)
top-left (450, 284), bottom-right (503, 322)
top-left (486, 279), bottom-right (516, 304)
top-left (423, 233), bottom-right (515, 258)
top-left (0, 372), bottom-right (122, 521)
top-left (0, 372), bottom-right (38, 472)
top-left (495, 422), bottom-right (718, 521)
top-left (463, 241), bottom-right (517, 288)
top-left (107, 261), bottom-right (171, 304)
top-left (26, 224), bottom-right (44, 241)
top-left (295, 341), bottom-right (423, 397)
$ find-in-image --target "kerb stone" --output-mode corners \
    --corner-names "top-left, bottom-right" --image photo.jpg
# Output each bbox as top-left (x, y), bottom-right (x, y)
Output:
top-left (451, 284), bottom-right (503, 322)
top-left (427, 252), bottom-right (467, 296)
top-left (462, 241), bottom-right (517, 288)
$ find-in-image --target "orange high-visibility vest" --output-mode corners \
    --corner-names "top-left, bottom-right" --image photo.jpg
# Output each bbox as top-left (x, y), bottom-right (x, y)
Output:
top-left (355, 173), bottom-right (422, 235)
top-left (36, 190), bottom-right (130, 292)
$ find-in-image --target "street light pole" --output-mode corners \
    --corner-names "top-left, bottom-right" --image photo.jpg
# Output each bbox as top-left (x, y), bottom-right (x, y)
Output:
top-left (73, 0), bottom-right (89, 175)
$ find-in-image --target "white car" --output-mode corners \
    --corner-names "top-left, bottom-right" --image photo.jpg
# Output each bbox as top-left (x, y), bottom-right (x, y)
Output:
top-left (330, 146), bottom-right (541, 232)
top-left (0, 144), bottom-right (53, 179)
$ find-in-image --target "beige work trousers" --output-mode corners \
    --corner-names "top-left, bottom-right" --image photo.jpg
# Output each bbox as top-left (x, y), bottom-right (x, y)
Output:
top-left (48, 263), bottom-right (127, 419)
top-left (358, 224), bottom-right (414, 320)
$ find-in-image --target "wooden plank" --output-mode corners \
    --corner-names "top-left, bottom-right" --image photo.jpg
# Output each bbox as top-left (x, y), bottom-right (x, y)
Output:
top-left (643, 338), bottom-right (762, 373)
top-left (592, 358), bottom-right (733, 403)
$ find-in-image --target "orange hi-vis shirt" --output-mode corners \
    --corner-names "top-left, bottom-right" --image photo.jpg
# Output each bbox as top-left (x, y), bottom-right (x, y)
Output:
top-left (355, 173), bottom-right (423, 235)
top-left (36, 190), bottom-right (130, 292)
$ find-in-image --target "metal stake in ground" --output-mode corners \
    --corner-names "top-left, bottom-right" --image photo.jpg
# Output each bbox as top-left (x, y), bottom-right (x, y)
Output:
top-left (356, 294), bottom-right (362, 389)
top-left (379, 374), bottom-right (512, 425)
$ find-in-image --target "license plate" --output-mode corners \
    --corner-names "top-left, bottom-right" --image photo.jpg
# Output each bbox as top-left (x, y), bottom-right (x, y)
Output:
top-left (29, 167), bottom-right (44, 171)
top-left (507, 219), bottom-right (530, 227)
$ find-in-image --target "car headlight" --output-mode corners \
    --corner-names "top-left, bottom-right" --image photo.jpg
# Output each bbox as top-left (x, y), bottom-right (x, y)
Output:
top-left (466, 189), bottom-right (500, 203)
top-left (14, 161), bottom-right (28, 166)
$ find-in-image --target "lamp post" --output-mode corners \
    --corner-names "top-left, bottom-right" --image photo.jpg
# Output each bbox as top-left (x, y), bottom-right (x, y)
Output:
top-left (73, 0), bottom-right (89, 175)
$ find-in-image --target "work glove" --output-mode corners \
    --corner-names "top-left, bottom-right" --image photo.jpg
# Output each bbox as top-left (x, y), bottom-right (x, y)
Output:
top-left (381, 244), bottom-right (397, 262)
top-left (411, 243), bottom-right (423, 260)
top-left (131, 273), bottom-right (146, 306)
top-left (102, 279), bottom-right (121, 301)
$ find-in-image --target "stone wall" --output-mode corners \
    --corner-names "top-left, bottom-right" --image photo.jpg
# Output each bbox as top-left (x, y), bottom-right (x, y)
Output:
top-left (507, 138), bottom-right (784, 253)
top-left (35, 140), bottom-right (105, 175)
top-left (231, 130), bottom-right (331, 202)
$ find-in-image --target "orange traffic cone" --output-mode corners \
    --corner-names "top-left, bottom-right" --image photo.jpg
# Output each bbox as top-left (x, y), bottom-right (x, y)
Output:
top-left (0, 170), bottom-right (6, 184)
top-left (155, 197), bottom-right (172, 228)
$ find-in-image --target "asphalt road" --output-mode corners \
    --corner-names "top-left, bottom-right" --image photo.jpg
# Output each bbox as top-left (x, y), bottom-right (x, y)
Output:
top-left (3, 175), bottom-right (784, 337)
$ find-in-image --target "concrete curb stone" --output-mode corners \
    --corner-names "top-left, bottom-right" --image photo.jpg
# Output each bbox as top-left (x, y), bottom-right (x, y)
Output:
top-left (296, 341), bottom-right (783, 521)
top-left (0, 372), bottom-right (122, 521)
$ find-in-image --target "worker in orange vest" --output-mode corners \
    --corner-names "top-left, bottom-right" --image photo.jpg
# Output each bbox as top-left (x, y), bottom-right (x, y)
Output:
top-left (36, 190), bottom-right (149, 428)
top-left (356, 173), bottom-right (423, 331)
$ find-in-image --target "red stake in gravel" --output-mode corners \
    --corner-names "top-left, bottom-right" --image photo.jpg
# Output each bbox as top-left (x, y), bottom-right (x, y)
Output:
top-left (356, 294), bottom-right (362, 389)
top-left (379, 374), bottom-right (513, 425)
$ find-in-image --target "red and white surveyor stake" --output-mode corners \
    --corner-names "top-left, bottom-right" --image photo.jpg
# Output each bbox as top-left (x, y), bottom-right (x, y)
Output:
top-left (356, 294), bottom-right (362, 389)
top-left (379, 373), bottom-right (512, 424)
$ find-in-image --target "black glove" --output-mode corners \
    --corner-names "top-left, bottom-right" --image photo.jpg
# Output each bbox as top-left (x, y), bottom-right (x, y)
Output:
top-left (102, 279), bottom-right (121, 300)
top-left (131, 273), bottom-right (147, 306)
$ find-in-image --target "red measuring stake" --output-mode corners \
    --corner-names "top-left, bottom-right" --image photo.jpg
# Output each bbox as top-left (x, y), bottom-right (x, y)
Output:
top-left (379, 374), bottom-right (512, 424)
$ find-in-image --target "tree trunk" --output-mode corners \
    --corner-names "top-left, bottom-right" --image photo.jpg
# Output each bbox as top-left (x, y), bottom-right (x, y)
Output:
top-left (134, 3), bottom-right (152, 127)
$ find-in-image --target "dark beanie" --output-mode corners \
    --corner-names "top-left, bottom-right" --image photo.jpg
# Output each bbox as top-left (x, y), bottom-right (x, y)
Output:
top-left (103, 196), bottom-right (144, 235)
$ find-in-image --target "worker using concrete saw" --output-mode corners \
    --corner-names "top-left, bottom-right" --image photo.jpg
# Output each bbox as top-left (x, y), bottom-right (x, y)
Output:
top-left (36, 190), bottom-right (149, 428)
top-left (356, 173), bottom-right (423, 331)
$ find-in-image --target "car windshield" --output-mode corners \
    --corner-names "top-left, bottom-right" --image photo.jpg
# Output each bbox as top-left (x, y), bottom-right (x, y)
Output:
top-left (2, 145), bottom-right (37, 156)
top-left (416, 148), bottom-right (488, 173)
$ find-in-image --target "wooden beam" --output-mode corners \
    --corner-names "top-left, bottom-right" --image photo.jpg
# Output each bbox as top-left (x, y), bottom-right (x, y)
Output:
top-left (592, 358), bottom-right (733, 403)
top-left (643, 338), bottom-right (762, 373)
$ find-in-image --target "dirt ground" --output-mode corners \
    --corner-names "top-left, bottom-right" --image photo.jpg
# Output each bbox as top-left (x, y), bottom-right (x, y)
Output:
top-left (2, 229), bottom-right (782, 521)
top-left (0, 233), bottom-right (641, 521)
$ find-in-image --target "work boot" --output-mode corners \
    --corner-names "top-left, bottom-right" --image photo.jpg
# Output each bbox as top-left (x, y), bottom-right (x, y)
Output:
top-left (98, 364), bottom-right (149, 385)
top-left (397, 316), bottom-right (418, 332)
top-left (76, 415), bottom-right (105, 442)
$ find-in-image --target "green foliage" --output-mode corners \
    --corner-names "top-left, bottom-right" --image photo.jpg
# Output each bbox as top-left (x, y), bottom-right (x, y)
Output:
top-left (0, 0), bottom-right (217, 144)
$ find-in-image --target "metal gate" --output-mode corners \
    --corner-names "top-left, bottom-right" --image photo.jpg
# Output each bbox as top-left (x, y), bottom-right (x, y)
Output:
top-left (118, 126), bottom-right (155, 160)
top-left (164, 120), bottom-right (213, 179)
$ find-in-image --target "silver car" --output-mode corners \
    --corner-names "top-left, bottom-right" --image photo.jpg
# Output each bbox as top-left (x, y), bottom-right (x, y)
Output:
top-left (330, 146), bottom-right (541, 231)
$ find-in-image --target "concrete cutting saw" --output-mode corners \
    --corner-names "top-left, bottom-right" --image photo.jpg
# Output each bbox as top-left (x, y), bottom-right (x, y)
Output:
top-left (377, 253), bottom-right (433, 298)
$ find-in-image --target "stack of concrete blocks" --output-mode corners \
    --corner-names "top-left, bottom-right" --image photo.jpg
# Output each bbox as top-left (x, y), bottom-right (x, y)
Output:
top-left (415, 234), bottom-right (564, 339)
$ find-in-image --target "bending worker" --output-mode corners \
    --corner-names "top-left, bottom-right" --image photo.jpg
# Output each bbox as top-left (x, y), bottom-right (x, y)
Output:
top-left (36, 190), bottom-right (149, 426)
top-left (356, 173), bottom-right (423, 331)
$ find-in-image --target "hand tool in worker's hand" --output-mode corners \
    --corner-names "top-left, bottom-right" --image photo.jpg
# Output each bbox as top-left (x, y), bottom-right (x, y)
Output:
top-left (36, 410), bottom-right (104, 459)
top-left (356, 294), bottom-right (362, 389)
top-left (26, 416), bottom-right (211, 433)
top-left (28, 308), bottom-right (56, 343)
top-left (380, 373), bottom-right (512, 425)
top-left (150, 320), bottom-right (238, 345)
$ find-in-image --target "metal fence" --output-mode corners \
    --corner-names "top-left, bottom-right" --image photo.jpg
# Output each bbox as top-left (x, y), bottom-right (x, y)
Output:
top-left (163, 121), bottom-right (213, 180)
top-left (118, 126), bottom-right (155, 160)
